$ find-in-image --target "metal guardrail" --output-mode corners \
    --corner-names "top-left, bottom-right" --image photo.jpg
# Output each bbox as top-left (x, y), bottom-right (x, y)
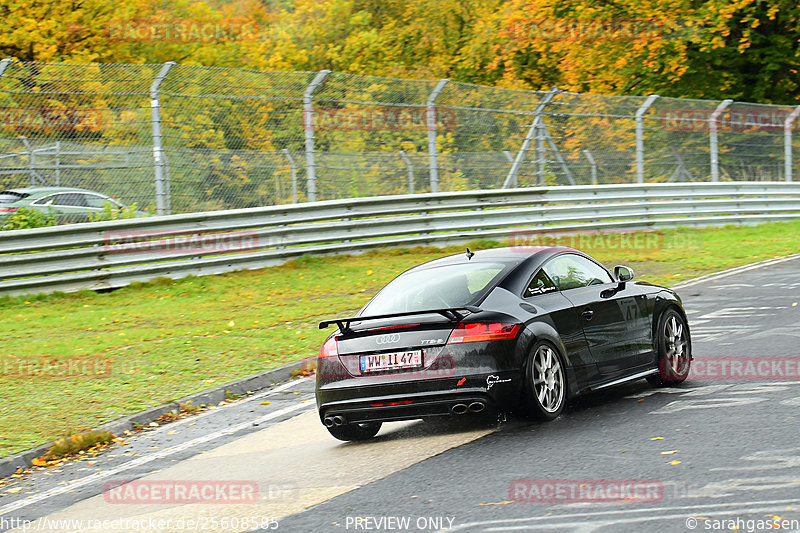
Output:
top-left (1, 182), bottom-right (799, 297)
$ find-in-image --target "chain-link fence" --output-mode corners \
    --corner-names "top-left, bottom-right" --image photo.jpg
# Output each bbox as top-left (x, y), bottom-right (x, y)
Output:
top-left (1, 59), bottom-right (798, 215)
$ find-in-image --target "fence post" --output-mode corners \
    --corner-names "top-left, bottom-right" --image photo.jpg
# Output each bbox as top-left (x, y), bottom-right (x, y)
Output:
top-left (583, 150), bottom-right (597, 185)
top-left (426, 79), bottom-right (449, 193)
top-left (635, 94), bottom-right (659, 183)
top-left (55, 141), bottom-right (60, 186)
top-left (281, 149), bottom-right (298, 203)
top-left (504, 87), bottom-right (559, 188)
top-left (150, 61), bottom-right (175, 215)
top-left (303, 70), bottom-right (331, 202)
top-left (709, 99), bottom-right (733, 182)
top-left (784, 106), bottom-right (800, 182)
top-left (20, 136), bottom-right (36, 186)
top-left (398, 150), bottom-right (414, 194)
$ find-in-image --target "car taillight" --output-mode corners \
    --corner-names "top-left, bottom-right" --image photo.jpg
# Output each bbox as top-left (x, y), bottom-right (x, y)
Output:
top-left (0, 207), bottom-right (18, 213)
top-left (319, 336), bottom-right (339, 358)
top-left (447, 322), bottom-right (521, 344)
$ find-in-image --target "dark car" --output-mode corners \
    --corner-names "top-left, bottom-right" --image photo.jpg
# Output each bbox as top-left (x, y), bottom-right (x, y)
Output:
top-left (315, 246), bottom-right (691, 441)
top-left (0, 187), bottom-right (135, 224)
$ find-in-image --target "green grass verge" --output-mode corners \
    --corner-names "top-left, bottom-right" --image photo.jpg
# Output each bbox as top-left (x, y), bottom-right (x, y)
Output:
top-left (2, 221), bottom-right (800, 458)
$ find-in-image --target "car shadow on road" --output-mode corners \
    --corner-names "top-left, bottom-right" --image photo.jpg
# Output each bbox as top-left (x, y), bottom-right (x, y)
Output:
top-left (331, 378), bottom-right (697, 445)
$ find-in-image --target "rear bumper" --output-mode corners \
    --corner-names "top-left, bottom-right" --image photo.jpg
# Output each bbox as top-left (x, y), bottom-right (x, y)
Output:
top-left (316, 372), bottom-right (520, 424)
top-left (320, 388), bottom-right (494, 423)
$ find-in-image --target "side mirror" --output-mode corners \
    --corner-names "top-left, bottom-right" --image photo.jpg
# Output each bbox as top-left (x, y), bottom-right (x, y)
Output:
top-left (614, 265), bottom-right (634, 282)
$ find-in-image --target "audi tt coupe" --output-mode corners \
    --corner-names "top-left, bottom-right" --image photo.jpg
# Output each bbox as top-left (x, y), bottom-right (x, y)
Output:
top-left (315, 246), bottom-right (691, 441)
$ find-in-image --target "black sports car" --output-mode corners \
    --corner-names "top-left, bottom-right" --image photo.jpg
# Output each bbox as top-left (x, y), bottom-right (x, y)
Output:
top-left (315, 246), bottom-right (691, 441)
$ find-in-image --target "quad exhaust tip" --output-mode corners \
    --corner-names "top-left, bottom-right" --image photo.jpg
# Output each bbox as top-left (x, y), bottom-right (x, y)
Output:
top-left (451, 403), bottom-right (469, 415)
top-left (324, 415), bottom-right (346, 427)
top-left (468, 401), bottom-right (485, 413)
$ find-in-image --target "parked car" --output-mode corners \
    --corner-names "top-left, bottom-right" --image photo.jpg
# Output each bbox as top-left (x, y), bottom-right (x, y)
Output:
top-left (315, 246), bottom-right (692, 441)
top-left (0, 187), bottom-right (136, 224)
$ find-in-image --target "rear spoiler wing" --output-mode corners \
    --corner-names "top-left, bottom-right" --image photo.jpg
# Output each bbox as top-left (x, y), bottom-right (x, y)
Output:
top-left (319, 306), bottom-right (482, 332)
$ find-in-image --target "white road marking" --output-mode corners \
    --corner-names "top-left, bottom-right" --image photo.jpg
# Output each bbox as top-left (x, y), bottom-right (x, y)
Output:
top-left (649, 397), bottom-right (767, 414)
top-left (672, 253), bottom-right (800, 289)
top-left (711, 447), bottom-right (800, 472)
top-left (143, 376), bottom-right (312, 433)
top-left (0, 401), bottom-right (312, 516)
top-left (22, 412), bottom-right (496, 533)
top-left (447, 498), bottom-right (800, 532)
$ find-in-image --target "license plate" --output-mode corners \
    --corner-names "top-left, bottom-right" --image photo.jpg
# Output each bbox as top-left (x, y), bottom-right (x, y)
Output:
top-left (360, 350), bottom-right (423, 372)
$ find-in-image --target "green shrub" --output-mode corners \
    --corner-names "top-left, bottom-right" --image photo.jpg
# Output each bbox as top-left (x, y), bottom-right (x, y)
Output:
top-left (0, 207), bottom-right (58, 231)
top-left (87, 202), bottom-right (141, 222)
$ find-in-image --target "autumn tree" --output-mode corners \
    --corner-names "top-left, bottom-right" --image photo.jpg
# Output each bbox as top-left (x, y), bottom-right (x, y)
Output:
top-left (493, 0), bottom-right (800, 103)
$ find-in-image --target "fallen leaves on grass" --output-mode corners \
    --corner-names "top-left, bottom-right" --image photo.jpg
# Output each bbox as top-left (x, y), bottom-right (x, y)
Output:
top-left (33, 430), bottom-right (116, 465)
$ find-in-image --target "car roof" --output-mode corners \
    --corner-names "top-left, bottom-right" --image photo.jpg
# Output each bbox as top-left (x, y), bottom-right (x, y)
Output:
top-left (2, 187), bottom-right (97, 195)
top-left (409, 246), bottom-right (578, 271)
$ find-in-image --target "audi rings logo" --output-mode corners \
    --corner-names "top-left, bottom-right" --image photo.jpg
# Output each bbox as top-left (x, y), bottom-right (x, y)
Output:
top-left (375, 333), bottom-right (401, 345)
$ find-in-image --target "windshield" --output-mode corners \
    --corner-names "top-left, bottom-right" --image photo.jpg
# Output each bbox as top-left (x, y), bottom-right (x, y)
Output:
top-left (0, 191), bottom-right (27, 204)
top-left (361, 261), bottom-right (507, 315)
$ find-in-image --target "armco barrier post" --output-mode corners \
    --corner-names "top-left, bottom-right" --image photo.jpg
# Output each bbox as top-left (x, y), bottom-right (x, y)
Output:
top-left (426, 79), bottom-right (449, 193)
top-left (304, 70), bottom-right (331, 202)
top-left (150, 61), bottom-right (175, 215)
top-left (635, 94), bottom-right (659, 183)
top-left (784, 106), bottom-right (800, 182)
top-left (709, 99), bottom-right (733, 182)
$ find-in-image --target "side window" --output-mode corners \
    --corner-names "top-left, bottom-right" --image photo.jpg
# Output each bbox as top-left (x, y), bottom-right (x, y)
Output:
top-left (85, 194), bottom-right (119, 209)
top-left (49, 194), bottom-right (71, 206)
top-left (51, 193), bottom-right (88, 207)
top-left (542, 254), bottom-right (614, 291)
top-left (525, 269), bottom-right (557, 297)
top-left (32, 195), bottom-right (56, 206)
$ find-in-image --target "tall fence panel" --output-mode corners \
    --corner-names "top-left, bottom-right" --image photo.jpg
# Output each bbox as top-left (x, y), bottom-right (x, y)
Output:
top-left (0, 60), bottom-right (798, 219)
top-left (0, 62), bottom-right (161, 211)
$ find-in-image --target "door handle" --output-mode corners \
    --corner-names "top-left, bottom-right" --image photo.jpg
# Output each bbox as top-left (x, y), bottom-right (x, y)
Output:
top-left (581, 309), bottom-right (594, 320)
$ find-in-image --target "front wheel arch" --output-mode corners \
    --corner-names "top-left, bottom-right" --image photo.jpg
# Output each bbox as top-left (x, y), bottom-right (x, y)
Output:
top-left (647, 306), bottom-right (691, 387)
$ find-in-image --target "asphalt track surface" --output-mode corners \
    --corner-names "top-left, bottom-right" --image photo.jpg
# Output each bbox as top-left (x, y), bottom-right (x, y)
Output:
top-left (2, 255), bottom-right (800, 533)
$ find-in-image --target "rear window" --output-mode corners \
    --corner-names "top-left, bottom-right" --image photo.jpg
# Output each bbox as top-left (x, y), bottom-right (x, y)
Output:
top-left (0, 191), bottom-right (27, 204)
top-left (361, 262), bottom-right (508, 315)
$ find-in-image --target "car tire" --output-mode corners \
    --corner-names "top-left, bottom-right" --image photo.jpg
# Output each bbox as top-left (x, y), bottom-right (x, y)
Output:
top-left (522, 341), bottom-right (567, 421)
top-left (647, 308), bottom-right (691, 387)
top-left (326, 421), bottom-right (382, 442)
